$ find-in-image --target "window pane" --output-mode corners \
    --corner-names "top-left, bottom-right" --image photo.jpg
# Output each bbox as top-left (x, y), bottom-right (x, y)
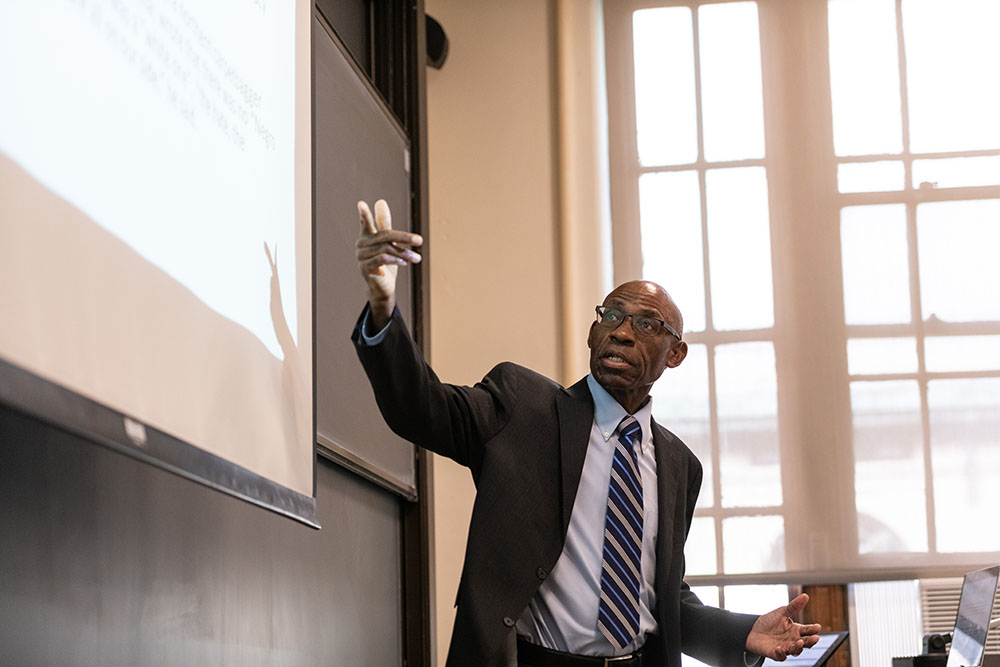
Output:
top-left (924, 335), bottom-right (1000, 373)
top-left (827, 0), bottom-right (903, 156)
top-left (847, 338), bottom-right (918, 375)
top-left (722, 516), bottom-right (785, 573)
top-left (685, 516), bottom-right (717, 576)
top-left (902, 0), bottom-right (1000, 153)
top-left (651, 344), bottom-right (713, 508)
top-left (851, 381), bottom-right (927, 553)
top-left (633, 8), bottom-right (698, 166)
top-left (928, 378), bottom-right (1000, 552)
top-left (841, 204), bottom-right (911, 325)
top-left (715, 342), bottom-right (781, 507)
top-left (690, 585), bottom-right (720, 608)
top-left (706, 167), bottom-right (773, 330)
top-left (917, 199), bottom-right (1000, 322)
top-left (723, 584), bottom-right (790, 614)
top-left (639, 171), bottom-right (705, 332)
top-left (913, 156), bottom-right (1000, 190)
top-left (838, 161), bottom-right (905, 193)
top-left (698, 2), bottom-right (765, 162)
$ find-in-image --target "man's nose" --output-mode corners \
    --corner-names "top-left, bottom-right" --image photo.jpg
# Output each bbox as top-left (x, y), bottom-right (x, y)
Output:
top-left (610, 318), bottom-right (637, 344)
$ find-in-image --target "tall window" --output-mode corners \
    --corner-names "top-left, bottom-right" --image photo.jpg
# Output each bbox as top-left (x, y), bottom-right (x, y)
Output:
top-left (605, 0), bottom-right (1000, 602)
top-left (627, 2), bottom-right (785, 585)
top-left (830, 0), bottom-right (1000, 559)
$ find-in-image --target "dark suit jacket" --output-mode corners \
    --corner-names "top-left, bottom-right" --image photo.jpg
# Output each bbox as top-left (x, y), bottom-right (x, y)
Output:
top-left (353, 307), bottom-right (757, 666)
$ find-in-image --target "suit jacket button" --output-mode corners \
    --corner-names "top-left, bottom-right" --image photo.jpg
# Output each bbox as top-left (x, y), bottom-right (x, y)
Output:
top-left (503, 616), bottom-right (515, 627)
top-left (536, 567), bottom-right (547, 580)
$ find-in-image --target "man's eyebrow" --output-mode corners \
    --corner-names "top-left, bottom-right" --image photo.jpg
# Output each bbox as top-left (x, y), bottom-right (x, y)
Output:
top-left (631, 306), bottom-right (664, 319)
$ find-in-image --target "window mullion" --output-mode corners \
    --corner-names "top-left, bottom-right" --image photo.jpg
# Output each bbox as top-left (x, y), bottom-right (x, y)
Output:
top-left (690, 3), bottom-right (726, 576)
top-left (894, 0), bottom-right (938, 556)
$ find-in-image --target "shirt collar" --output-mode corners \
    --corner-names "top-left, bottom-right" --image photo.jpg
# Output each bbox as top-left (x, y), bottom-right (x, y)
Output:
top-left (586, 374), bottom-right (653, 452)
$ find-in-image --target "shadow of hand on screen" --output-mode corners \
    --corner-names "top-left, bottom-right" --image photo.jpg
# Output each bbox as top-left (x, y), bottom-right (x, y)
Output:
top-left (265, 243), bottom-right (295, 355)
top-left (265, 242), bottom-right (309, 455)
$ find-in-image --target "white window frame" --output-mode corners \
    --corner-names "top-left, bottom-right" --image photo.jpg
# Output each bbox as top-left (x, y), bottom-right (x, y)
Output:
top-left (604, 0), bottom-right (1000, 587)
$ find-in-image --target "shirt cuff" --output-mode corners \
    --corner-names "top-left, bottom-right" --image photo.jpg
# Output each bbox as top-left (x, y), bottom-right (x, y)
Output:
top-left (359, 307), bottom-right (392, 346)
top-left (744, 651), bottom-right (763, 667)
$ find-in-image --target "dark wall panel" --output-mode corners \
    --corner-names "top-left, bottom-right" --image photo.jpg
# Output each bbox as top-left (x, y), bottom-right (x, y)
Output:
top-left (313, 14), bottom-right (417, 496)
top-left (316, 0), bottom-right (372, 75)
top-left (0, 406), bottom-right (402, 666)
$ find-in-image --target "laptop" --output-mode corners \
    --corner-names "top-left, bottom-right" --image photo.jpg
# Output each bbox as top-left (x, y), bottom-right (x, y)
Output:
top-left (946, 565), bottom-right (1000, 667)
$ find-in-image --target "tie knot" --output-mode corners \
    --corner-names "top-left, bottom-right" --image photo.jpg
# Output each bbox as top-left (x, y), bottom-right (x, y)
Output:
top-left (618, 415), bottom-right (641, 447)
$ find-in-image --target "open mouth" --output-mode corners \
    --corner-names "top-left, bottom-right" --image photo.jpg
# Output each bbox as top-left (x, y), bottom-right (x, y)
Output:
top-left (602, 353), bottom-right (631, 368)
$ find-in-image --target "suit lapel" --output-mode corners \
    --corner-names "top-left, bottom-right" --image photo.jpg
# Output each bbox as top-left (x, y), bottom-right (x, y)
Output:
top-left (653, 421), bottom-right (683, 574)
top-left (556, 377), bottom-right (594, 535)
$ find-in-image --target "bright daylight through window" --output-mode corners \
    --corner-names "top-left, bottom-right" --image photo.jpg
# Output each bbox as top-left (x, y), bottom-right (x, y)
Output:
top-left (606, 0), bottom-right (1000, 627)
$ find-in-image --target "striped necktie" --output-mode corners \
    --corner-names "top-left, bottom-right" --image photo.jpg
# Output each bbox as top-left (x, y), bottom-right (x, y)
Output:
top-left (597, 414), bottom-right (644, 651)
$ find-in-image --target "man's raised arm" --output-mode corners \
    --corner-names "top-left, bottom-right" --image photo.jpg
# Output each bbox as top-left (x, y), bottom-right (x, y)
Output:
top-left (351, 198), bottom-right (515, 470)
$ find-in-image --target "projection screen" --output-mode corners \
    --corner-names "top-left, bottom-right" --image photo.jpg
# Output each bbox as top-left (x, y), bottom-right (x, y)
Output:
top-left (0, 0), bottom-right (315, 524)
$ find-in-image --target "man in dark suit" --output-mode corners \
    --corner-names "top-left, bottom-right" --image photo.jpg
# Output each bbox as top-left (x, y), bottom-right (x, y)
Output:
top-left (352, 199), bottom-right (821, 667)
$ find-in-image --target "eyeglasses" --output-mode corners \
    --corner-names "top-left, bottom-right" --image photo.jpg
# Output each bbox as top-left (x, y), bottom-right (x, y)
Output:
top-left (595, 306), bottom-right (682, 341)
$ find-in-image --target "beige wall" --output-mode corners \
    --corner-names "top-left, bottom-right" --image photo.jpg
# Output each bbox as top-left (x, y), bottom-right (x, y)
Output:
top-left (424, 0), bottom-right (613, 661)
top-left (425, 0), bottom-right (561, 663)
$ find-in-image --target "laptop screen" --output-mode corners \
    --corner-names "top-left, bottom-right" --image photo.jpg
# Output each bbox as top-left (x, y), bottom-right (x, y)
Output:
top-left (946, 565), bottom-right (1000, 667)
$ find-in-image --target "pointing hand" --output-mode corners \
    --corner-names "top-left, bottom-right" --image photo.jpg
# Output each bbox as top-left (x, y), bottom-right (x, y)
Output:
top-left (355, 199), bottom-right (422, 329)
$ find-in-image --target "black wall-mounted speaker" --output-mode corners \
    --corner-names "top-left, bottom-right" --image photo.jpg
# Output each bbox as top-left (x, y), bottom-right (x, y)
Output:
top-left (426, 14), bottom-right (448, 69)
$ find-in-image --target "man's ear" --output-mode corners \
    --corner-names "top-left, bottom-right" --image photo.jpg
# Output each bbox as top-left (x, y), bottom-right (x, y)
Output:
top-left (665, 340), bottom-right (688, 368)
top-left (587, 322), bottom-right (597, 350)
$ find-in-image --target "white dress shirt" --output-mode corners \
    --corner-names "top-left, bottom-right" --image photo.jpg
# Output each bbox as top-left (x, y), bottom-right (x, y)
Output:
top-left (515, 375), bottom-right (659, 656)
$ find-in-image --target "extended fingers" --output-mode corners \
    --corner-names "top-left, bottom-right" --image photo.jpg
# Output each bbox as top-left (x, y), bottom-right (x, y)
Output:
top-left (782, 630), bottom-right (820, 659)
top-left (786, 593), bottom-right (809, 615)
top-left (355, 197), bottom-right (421, 279)
top-left (776, 639), bottom-right (807, 660)
top-left (800, 623), bottom-right (822, 636)
top-left (356, 228), bottom-right (423, 248)
top-left (356, 240), bottom-right (422, 263)
top-left (358, 249), bottom-right (420, 271)
top-left (358, 201), bottom-right (378, 235)
top-left (374, 199), bottom-right (391, 231)
top-left (778, 640), bottom-right (802, 659)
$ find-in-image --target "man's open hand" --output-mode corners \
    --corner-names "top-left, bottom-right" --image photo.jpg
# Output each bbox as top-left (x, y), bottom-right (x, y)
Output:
top-left (745, 593), bottom-right (822, 662)
top-left (356, 199), bottom-right (422, 329)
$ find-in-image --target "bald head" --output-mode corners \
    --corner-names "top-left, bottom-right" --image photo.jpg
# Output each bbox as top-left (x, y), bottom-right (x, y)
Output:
top-left (604, 280), bottom-right (684, 337)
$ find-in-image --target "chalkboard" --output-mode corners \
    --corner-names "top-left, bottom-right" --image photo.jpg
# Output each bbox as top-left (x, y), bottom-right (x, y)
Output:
top-left (313, 16), bottom-right (417, 499)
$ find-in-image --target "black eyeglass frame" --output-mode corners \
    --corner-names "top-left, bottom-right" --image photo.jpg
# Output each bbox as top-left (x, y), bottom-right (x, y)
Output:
top-left (594, 305), bottom-right (682, 341)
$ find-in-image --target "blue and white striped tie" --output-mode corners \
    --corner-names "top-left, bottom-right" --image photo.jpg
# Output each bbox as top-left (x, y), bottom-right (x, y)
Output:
top-left (597, 415), bottom-right (644, 651)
